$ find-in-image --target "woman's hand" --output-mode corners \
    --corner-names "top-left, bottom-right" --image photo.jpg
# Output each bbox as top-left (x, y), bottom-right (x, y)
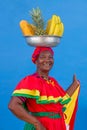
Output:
top-left (66, 74), bottom-right (80, 96)
top-left (34, 121), bottom-right (46, 130)
top-left (73, 74), bottom-right (80, 87)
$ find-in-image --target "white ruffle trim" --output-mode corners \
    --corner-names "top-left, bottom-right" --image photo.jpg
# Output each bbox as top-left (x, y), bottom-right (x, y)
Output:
top-left (66, 124), bottom-right (69, 130)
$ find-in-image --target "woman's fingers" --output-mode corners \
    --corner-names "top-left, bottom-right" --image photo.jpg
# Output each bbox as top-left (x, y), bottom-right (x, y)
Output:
top-left (73, 74), bottom-right (76, 82)
top-left (73, 74), bottom-right (80, 86)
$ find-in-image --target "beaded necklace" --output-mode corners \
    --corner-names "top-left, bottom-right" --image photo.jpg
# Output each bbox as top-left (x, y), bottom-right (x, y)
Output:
top-left (36, 73), bottom-right (55, 86)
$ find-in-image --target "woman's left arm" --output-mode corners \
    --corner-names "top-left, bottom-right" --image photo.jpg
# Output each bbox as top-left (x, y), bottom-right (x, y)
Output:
top-left (66, 74), bottom-right (80, 97)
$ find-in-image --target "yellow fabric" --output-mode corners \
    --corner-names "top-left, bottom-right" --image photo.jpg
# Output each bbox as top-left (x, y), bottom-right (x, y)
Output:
top-left (64, 86), bottom-right (80, 125)
top-left (13, 89), bottom-right (40, 96)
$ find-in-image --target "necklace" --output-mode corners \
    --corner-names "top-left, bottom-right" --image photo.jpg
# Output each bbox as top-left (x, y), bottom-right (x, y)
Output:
top-left (41, 76), bottom-right (49, 81)
top-left (36, 73), bottom-right (49, 81)
top-left (36, 73), bottom-right (55, 86)
top-left (36, 72), bottom-right (54, 84)
top-left (41, 76), bottom-right (54, 85)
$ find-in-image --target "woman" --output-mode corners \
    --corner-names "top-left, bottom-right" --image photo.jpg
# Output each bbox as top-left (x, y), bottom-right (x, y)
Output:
top-left (8, 47), bottom-right (80, 130)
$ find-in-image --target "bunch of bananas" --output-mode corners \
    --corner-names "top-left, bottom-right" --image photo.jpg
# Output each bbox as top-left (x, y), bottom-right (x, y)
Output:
top-left (46, 15), bottom-right (64, 37)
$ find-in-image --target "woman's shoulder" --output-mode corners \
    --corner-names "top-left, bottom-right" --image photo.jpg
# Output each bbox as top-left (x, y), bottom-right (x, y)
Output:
top-left (15, 73), bottom-right (38, 86)
top-left (21, 73), bottom-right (38, 81)
top-left (15, 73), bottom-right (40, 90)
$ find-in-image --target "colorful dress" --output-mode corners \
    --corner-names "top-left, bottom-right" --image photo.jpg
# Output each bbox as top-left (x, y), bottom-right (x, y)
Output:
top-left (12, 73), bottom-right (71, 130)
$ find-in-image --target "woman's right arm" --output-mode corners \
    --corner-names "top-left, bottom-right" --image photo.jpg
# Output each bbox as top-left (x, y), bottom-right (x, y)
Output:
top-left (8, 96), bottom-right (46, 130)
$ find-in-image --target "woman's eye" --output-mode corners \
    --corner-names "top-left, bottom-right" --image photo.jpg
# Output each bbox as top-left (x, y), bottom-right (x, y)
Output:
top-left (49, 56), bottom-right (53, 59)
top-left (50, 56), bottom-right (53, 58)
top-left (40, 56), bottom-right (45, 58)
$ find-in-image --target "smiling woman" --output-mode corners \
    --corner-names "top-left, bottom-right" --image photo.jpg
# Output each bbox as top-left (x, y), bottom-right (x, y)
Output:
top-left (35, 50), bottom-right (54, 74)
top-left (32, 47), bottom-right (54, 76)
top-left (8, 46), bottom-right (80, 130)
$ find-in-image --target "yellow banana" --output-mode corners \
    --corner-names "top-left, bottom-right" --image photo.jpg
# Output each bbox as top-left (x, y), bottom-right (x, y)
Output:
top-left (53, 22), bottom-right (64, 37)
top-left (53, 23), bottom-right (60, 36)
top-left (46, 19), bottom-right (51, 34)
top-left (19, 20), bottom-right (35, 36)
top-left (55, 16), bottom-right (61, 24)
top-left (47, 15), bottom-right (57, 35)
top-left (58, 22), bottom-right (64, 37)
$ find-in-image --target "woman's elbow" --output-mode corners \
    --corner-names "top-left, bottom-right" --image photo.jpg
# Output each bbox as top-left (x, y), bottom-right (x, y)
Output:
top-left (8, 96), bottom-right (20, 112)
top-left (8, 101), bottom-right (15, 112)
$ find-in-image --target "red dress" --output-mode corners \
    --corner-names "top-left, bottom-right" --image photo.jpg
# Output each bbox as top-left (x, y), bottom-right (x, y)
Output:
top-left (12, 73), bottom-right (71, 130)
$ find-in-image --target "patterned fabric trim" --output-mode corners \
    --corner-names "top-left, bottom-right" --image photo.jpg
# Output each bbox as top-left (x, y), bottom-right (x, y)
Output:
top-left (12, 89), bottom-right (71, 105)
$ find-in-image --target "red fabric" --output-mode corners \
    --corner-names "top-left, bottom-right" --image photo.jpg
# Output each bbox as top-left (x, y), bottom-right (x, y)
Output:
top-left (36, 115), bottom-right (66, 130)
top-left (32, 47), bottom-right (54, 63)
top-left (14, 73), bottom-right (67, 98)
top-left (13, 73), bottom-right (68, 130)
top-left (26, 99), bottom-right (66, 130)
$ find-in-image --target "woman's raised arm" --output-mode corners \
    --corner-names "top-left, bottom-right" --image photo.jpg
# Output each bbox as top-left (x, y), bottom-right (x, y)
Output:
top-left (66, 75), bottom-right (80, 97)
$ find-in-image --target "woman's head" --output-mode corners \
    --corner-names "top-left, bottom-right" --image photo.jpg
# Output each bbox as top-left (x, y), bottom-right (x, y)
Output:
top-left (32, 47), bottom-right (54, 73)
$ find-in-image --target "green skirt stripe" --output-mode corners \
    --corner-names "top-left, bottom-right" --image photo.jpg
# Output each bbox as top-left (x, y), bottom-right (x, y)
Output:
top-left (24, 123), bottom-right (36, 130)
top-left (31, 112), bottom-right (61, 118)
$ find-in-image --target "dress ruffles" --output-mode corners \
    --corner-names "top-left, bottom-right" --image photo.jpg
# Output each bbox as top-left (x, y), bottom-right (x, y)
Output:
top-left (12, 73), bottom-right (71, 105)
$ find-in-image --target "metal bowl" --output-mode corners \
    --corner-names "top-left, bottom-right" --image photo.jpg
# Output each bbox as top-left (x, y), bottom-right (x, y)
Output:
top-left (25, 35), bottom-right (61, 47)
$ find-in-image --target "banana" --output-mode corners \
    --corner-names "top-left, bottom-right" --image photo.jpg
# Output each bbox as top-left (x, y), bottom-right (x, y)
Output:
top-left (55, 16), bottom-right (61, 24)
top-left (19, 20), bottom-right (35, 36)
top-left (46, 19), bottom-right (51, 34)
top-left (53, 23), bottom-right (60, 36)
top-left (47, 15), bottom-right (57, 35)
top-left (58, 22), bottom-right (64, 37)
top-left (53, 22), bottom-right (64, 37)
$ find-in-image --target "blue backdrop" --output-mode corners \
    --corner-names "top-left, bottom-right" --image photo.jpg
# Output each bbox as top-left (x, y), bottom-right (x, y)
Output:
top-left (0, 0), bottom-right (87, 129)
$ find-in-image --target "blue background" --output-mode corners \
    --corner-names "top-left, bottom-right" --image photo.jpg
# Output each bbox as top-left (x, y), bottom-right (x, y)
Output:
top-left (0, 0), bottom-right (87, 129)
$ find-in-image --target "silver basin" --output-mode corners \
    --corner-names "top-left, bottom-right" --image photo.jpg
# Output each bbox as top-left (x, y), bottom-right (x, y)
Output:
top-left (25, 35), bottom-right (61, 47)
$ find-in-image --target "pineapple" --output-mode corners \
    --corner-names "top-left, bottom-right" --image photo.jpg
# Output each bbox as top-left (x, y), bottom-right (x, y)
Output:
top-left (30, 7), bottom-right (47, 35)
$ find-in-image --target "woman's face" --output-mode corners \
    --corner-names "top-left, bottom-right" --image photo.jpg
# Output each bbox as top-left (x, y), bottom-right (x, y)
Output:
top-left (35, 50), bottom-right (54, 73)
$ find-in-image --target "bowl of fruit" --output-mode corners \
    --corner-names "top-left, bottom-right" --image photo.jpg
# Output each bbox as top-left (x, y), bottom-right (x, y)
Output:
top-left (19, 7), bottom-right (64, 47)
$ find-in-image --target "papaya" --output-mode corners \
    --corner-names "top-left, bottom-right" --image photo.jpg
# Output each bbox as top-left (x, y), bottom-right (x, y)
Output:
top-left (19, 20), bottom-right (35, 36)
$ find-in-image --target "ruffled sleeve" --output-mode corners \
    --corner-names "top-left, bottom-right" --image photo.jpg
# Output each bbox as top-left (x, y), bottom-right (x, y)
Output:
top-left (12, 75), bottom-right (71, 105)
top-left (12, 75), bottom-right (41, 98)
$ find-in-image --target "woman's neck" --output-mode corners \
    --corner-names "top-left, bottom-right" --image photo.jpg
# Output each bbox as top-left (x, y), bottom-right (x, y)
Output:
top-left (36, 70), bottom-right (49, 80)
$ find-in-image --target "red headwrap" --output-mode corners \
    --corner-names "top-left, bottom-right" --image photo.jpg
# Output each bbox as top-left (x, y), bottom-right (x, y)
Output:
top-left (32, 47), bottom-right (54, 63)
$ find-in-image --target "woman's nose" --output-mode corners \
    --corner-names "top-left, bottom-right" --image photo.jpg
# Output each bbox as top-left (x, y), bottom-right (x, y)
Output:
top-left (44, 57), bottom-right (50, 61)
